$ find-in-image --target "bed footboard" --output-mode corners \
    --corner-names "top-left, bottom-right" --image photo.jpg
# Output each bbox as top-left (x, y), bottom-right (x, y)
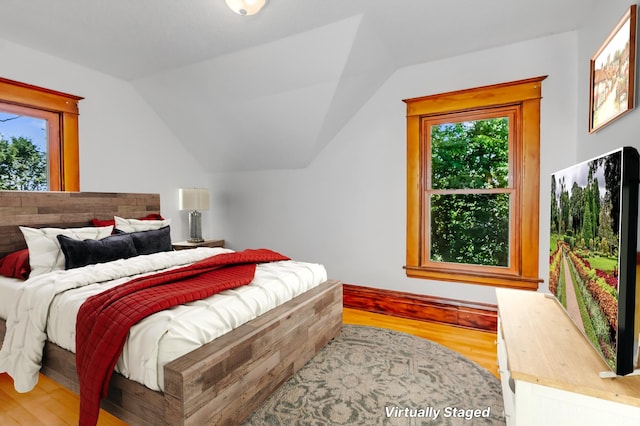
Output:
top-left (1, 279), bottom-right (343, 425)
top-left (164, 278), bottom-right (343, 425)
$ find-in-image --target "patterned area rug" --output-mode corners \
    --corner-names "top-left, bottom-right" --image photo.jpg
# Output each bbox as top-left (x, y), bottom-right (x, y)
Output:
top-left (244, 325), bottom-right (505, 425)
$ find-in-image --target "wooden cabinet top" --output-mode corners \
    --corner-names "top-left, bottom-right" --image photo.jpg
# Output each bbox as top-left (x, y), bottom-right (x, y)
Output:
top-left (496, 288), bottom-right (640, 407)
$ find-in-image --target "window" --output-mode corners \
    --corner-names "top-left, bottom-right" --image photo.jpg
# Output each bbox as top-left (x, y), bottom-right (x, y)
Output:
top-left (0, 77), bottom-right (82, 191)
top-left (404, 76), bottom-right (546, 289)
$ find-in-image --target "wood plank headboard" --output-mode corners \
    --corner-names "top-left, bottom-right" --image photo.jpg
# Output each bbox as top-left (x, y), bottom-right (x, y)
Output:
top-left (0, 191), bottom-right (160, 259)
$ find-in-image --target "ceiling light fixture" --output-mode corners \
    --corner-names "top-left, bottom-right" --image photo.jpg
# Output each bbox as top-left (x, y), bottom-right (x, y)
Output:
top-left (225, 0), bottom-right (267, 16)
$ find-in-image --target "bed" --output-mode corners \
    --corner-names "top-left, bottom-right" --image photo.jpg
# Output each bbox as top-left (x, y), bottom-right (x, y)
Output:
top-left (0, 191), bottom-right (343, 425)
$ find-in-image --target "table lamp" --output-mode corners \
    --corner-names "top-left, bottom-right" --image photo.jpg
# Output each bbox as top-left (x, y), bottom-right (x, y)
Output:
top-left (178, 188), bottom-right (210, 242)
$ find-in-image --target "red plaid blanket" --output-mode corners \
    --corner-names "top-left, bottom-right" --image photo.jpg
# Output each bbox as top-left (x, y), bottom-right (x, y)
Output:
top-left (75, 248), bottom-right (289, 426)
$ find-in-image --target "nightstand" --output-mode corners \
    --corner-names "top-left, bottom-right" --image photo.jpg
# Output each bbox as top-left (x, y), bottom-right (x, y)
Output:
top-left (172, 239), bottom-right (225, 250)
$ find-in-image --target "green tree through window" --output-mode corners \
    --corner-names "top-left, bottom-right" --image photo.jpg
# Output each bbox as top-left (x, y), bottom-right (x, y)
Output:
top-left (0, 112), bottom-right (48, 190)
top-left (429, 118), bottom-right (510, 266)
top-left (430, 119), bottom-right (509, 190)
top-left (0, 135), bottom-right (47, 190)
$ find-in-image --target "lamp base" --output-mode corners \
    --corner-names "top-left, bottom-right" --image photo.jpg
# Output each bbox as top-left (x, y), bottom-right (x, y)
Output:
top-left (188, 210), bottom-right (204, 243)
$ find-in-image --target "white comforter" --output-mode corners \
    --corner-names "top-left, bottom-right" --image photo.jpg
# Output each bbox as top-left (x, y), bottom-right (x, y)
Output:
top-left (0, 248), bottom-right (327, 393)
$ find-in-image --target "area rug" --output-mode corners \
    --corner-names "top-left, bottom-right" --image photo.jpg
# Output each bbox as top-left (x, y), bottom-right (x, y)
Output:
top-left (244, 325), bottom-right (505, 425)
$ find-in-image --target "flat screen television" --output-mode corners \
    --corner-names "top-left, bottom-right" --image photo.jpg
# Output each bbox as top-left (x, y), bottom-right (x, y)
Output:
top-left (549, 147), bottom-right (639, 376)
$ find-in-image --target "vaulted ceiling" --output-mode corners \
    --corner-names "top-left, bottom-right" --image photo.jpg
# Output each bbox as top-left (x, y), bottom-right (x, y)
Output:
top-left (0, 0), bottom-right (597, 171)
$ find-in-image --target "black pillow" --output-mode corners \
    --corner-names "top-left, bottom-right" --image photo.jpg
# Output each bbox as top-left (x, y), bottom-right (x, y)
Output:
top-left (57, 233), bottom-right (138, 270)
top-left (125, 226), bottom-right (172, 255)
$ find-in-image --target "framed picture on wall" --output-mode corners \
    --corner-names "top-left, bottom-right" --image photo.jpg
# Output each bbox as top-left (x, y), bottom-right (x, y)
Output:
top-left (589, 4), bottom-right (637, 132)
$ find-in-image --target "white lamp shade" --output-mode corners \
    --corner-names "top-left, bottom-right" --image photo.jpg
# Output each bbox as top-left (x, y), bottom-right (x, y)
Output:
top-left (179, 188), bottom-right (210, 211)
top-left (225, 0), bottom-right (266, 16)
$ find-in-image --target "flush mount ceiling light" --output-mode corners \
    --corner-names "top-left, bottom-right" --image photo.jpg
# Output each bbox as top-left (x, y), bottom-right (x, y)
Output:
top-left (225, 0), bottom-right (267, 16)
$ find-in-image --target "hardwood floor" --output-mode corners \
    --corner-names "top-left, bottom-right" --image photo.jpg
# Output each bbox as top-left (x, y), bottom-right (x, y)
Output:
top-left (0, 372), bottom-right (126, 426)
top-left (343, 308), bottom-right (499, 377)
top-left (0, 308), bottom-right (498, 425)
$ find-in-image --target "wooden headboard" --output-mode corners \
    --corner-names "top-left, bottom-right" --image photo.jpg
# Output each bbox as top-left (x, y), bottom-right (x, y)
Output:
top-left (0, 191), bottom-right (160, 259)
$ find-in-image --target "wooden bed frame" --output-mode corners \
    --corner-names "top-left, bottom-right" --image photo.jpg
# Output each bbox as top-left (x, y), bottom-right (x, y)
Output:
top-left (0, 191), bottom-right (343, 425)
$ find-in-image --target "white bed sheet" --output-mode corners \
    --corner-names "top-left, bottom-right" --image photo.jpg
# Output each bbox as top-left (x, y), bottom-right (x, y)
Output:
top-left (0, 247), bottom-right (327, 392)
top-left (0, 275), bottom-right (24, 320)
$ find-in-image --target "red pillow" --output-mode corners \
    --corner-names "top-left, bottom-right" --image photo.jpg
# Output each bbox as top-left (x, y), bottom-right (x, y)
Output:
top-left (91, 213), bottom-right (164, 228)
top-left (0, 248), bottom-right (30, 280)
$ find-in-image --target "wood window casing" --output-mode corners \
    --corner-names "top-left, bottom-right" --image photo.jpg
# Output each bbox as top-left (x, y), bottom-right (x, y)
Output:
top-left (404, 76), bottom-right (546, 290)
top-left (0, 77), bottom-right (83, 191)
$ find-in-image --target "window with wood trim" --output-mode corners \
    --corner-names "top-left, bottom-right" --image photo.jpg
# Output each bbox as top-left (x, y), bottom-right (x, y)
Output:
top-left (0, 77), bottom-right (82, 191)
top-left (404, 77), bottom-right (546, 289)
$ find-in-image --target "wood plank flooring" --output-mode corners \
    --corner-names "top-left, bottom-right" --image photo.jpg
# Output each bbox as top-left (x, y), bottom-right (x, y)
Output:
top-left (343, 308), bottom-right (498, 377)
top-left (0, 372), bottom-right (126, 426)
top-left (0, 308), bottom-right (498, 425)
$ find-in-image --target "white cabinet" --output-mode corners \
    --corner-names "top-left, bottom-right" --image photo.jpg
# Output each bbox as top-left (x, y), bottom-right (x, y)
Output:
top-left (496, 289), bottom-right (640, 426)
top-left (496, 319), bottom-right (515, 423)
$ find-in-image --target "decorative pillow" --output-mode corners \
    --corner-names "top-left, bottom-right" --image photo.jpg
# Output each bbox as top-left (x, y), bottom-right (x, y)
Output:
top-left (19, 225), bottom-right (113, 277)
top-left (57, 233), bottom-right (138, 269)
top-left (0, 248), bottom-right (31, 280)
top-left (125, 226), bottom-right (173, 255)
top-left (114, 216), bottom-right (171, 233)
top-left (91, 213), bottom-right (164, 228)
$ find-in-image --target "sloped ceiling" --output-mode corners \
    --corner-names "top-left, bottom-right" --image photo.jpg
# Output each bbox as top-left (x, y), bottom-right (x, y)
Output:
top-left (133, 14), bottom-right (395, 171)
top-left (0, 0), bottom-right (598, 172)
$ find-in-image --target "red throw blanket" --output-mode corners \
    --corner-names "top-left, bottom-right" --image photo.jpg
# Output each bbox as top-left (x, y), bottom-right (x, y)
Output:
top-left (75, 248), bottom-right (290, 426)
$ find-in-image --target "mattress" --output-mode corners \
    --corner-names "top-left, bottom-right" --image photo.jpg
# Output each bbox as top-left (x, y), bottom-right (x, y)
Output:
top-left (0, 247), bottom-right (327, 392)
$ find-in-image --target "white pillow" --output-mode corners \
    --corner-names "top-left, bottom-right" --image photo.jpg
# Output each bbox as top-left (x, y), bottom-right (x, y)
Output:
top-left (20, 225), bottom-right (113, 277)
top-left (114, 216), bottom-right (171, 233)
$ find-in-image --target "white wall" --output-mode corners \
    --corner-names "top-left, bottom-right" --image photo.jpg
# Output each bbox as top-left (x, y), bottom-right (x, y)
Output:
top-left (576, 0), bottom-right (640, 252)
top-left (213, 32), bottom-right (579, 304)
top-left (0, 38), bottom-right (212, 241)
top-left (577, 1), bottom-right (640, 159)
